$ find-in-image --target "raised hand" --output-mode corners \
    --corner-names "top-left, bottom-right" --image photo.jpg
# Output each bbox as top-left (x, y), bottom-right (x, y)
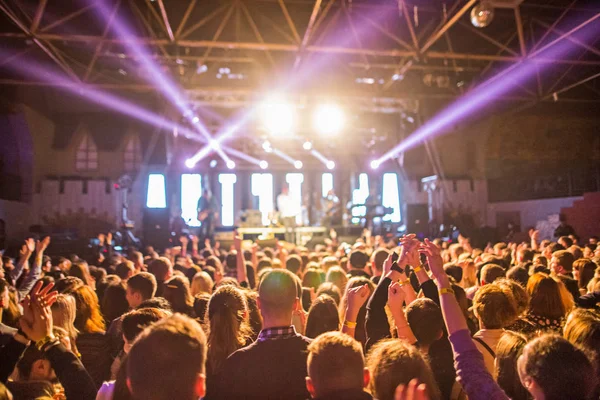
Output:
top-left (179, 235), bottom-right (189, 246)
top-left (98, 233), bottom-right (105, 245)
top-left (346, 284), bottom-right (370, 312)
top-left (204, 238), bottom-right (212, 249)
top-left (419, 239), bottom-right (444, 279)
top-left (23, 238), bottom-right (35, 255)
top-left (398, 234), bottom-right (418, 267)
top-left (190, 235), bottom-right (199, 245)
top-left (20, 281), bottom-right (58, 342)
top-left (106, 232), bottom-right (113, 245)
top-left (233, 231), bottom-right (242, 251)
top-left (36, 236), bottom-right (51, 253)
top-left (395, 379), bottom-right (430, 400)
top-left (387, 281), bottom-right (407, 311)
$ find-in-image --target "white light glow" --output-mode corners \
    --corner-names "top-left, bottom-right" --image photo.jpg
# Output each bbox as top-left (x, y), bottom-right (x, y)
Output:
top-left (370, 160), bottom-right (380, 169)
top-left (326, 160), bottom-right (335, 170)
top-left (209, 159), bottom-right (218, 168)
top-left (286, 173), bottom-right (304, 225)
top-left (294, 160), bottom-right (303, 169)
top-left (146, 174), bottom-right (167, 208)
top-left (185, 158), bottom-right (196, 169)
top-left (303, 141), bottom-right (313, 150)
top-left (314, 104), bottom-right (345, 136)
top-left (262, 140), bottom-right (272, 152)
top-left (259, 160), bottom-right (269, 169)
top-left (192, 116), bottom-right (199, 123)
top-left (322, 173), bottom-right (333, 198)
top-left (352, 173), bottom-right (369, 218)
top-left (382, 173), bottom-right (401, 223)
top-left (261, 100), bottom-right (295, 136)
top-left (219, 173), bottom-right (237, 227)
top-left (226, 160), bottom-right (236, 169)
top-left (181, 174), bottom-right (202, 227)
top-left (252, 173), bottom-right (274, 225)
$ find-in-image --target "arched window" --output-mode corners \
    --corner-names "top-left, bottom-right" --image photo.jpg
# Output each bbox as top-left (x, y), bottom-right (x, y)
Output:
top-left (75, 133), bottom-right (98, 171)
top-left (124, 135), bottom-right (142, 172)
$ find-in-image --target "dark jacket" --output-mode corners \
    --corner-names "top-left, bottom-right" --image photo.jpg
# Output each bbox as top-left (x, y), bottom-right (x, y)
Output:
top-left (211, 333), bottom-right (312, 400)
top-left (1, 337), bottom-right (97, 400)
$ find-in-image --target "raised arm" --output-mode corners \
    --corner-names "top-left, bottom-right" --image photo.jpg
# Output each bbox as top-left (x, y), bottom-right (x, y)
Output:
top-left (419, 239), bottom-right (508, 400)
top-left (387, 282), bottom-right (417, 344)
top-left (234, 232), bottom-right (248, 286)
top-left (19, 281), bottom-right (97, 400)
top-left (10, 238), bottom-right (34, 284)
top-left (18, 236), bottom-right (51, 299)
top-left (341, 284), bottom-right (369, 338)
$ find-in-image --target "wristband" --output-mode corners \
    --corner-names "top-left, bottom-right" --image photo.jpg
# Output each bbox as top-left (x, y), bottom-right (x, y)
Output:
top-left (398, 279), bottom-right (411, 286)
top-left (412, 265), bottom-right (423, 273)
top-left (390, 262), bottom-right (404, 274)
top-left (343, 320), bottom-right (357, 329)
top-left (439, 287), bottom-right (455, 296)
top-left (35, 335), bottom-right (57, 351)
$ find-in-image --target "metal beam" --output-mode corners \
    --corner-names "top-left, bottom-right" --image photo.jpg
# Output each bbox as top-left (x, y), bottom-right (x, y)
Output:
top-left (528, 13), bottom-right (600, 59)
top-left (530, 0), bottom-right (577, 53)
top-left (157, 0), bottom-right (175, 41)
top-left (198, 3), bottom-right (237, 65)
top-left (546, 71), bottom-right (600, 99)
top-left (40, 2), bottom-right (97, 33)
top-left (278, 0), bottom-right (301, 43)
top-left (175, 0), bottom-right (197, 39)
top-left (129, 0), bottom-right (169, 57)
top-left (239, 1), bottom-right (275, 66)
top-left (30, 0), bottom-right (47, 33)
top-left (343, 4), bottom-right (369, 66)
top-left (421, 0), bottom-right (477, 54)
top-left (0, 2), bottom-right (80, 81)
top-left (533, 19), bottom-right (600, 58)
top-left (458, 21), bottom-right (519, 56)
top-left (294, 0), bottom-right (322, 69)
top-left (180, 4), bottom-right (229, 40)
top-left (357, 14), bottom-right (413, 51)
top-left (259, 13), bottom-right (297, 44)
top-left (400, 0), bottom-right (419, 51)
top-left (514, 6), bottom-right (527, 57)
top-left (84, 0), bottom-right (121, 81)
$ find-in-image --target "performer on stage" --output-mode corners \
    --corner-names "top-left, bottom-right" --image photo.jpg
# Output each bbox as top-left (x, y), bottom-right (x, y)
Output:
top-left (322, 189), bottom-right (341, 228)
top-left (277, 186), bottom-right (297, 243)
top-left (197, 188), bottom-right (219, 245)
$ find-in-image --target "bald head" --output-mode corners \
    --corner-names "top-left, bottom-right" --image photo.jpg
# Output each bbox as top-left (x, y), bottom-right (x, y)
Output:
top-left (258, 269), bottom-right (298, 318)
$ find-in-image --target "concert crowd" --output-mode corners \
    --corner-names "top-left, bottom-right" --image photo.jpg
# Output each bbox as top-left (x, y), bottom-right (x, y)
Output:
top-left (0, 228), bottom-right (599, 400)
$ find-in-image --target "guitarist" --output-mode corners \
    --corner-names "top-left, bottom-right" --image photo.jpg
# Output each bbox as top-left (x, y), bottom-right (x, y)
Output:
top-left (197, 188), bottom-right (219, 245)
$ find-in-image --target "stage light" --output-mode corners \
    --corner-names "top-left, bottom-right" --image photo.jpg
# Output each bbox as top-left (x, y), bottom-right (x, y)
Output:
top-left (227, 160), bottom-right (236, 169)
top-left (314, 104), bottom-right (345, 136)
top-left (303, 141), bottom-right (313, 150)
top-left (370, 160), bottom-right (380, 170)
top-left (294, 160), bottom-right (303, 169)
top-left (262, 140), bottom-right (273, 152)
top-left (192, 116), bottom-right (200, 123)
top-left (471, 1), bottom-right (494, 28)
top-left (261, 101), bottom-right (295, 136)
top-left (185, 159), bottom-right (196, 168)
top-left (210, 159), bottom-right (218, 168)
top-left (259, 160), bottom-right (269, 170)
top-left (326, 160), bottom-right (335, 170)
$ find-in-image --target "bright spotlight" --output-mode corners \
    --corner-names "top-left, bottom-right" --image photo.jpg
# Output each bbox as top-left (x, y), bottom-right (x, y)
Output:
top-left (303, 141), bottom-right (313, 151)
top-left (314, 104), bottom-right (345, 136)
top-left (262, 140), bottom-right (273, 153)
top-left (259, 160), bottom-right (269, 170)
top-left (192, 116), bottom-right (199, 123)
top-left (261, 101), bottom-right (295, 135)
top-left (210, 141), bottom-right (220, 150)
top-left (185, 159), bottom-right (196, 168)
top-left (294, 160), bottom-right (303, 169)
top-left (227, 160), bottom-right (236, 169)
top-left (370, 160), bottom-right (380, 170)
top-left (209, 159), bottom-right (218, 168)
top-left (326, 160), bottom-right (335, 170)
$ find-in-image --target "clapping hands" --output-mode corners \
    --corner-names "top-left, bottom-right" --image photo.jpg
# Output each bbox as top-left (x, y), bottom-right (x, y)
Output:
top-left (20, 281), bottom-right (58, 342)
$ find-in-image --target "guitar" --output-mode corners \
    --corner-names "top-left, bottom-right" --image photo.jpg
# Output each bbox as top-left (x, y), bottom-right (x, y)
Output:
top-left (198, 210), bottom-right (218, 222)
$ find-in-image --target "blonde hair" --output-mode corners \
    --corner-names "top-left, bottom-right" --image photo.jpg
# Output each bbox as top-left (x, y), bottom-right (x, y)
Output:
top-left (191, 271), bottom-right (214, 296)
